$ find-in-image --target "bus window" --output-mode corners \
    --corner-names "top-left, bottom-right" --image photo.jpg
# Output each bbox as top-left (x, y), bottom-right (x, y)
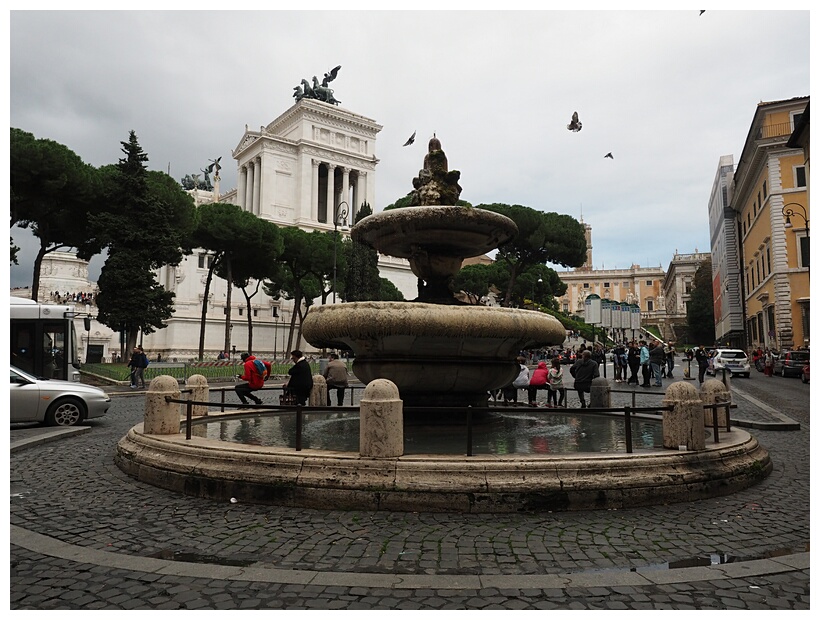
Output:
top-left (11, 322), bottom-right (35, 375)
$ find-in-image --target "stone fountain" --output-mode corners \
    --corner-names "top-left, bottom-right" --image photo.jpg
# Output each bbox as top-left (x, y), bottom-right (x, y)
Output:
top-left (302, 136), bottom-right (566, 409)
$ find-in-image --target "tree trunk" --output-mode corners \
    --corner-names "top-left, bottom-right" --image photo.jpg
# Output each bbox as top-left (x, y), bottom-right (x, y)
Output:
top-left (285, 292), bottom-right (300, 355)
top-left (224, 256), bottom-right (232, 355)
top-left (198, 261), bottom-right (217, 361)
top-left (242, 281), bottom-right (261, 355)
top-left (31, 244), bottom-right (48, 301)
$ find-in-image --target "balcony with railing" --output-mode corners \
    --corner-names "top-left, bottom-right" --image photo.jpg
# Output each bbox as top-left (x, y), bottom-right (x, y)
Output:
top-left (757, 122), bottom-right (794, 140)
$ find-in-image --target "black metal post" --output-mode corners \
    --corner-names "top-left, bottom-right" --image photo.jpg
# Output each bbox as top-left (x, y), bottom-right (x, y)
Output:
top-left (624, 406), bottom-right (633, 454)
top-left (185, 399), bottom-right (193, 441)
top-left (466, 406), bottom-right (474, 457)
top-left (295, 406), bottom-right (303, 451)
top-left (711, 405), bottom-right (720, 443)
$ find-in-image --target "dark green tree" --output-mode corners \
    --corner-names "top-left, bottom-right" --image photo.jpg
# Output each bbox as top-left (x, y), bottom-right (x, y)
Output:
top-left (686, 258), bottom-right (716, 345)
top-left (452, 263), bottom-right (502, 304)
top-left (218, 216), bottom-right (284, 354)
top-left (378, 277), bottom-right (405, 301)
top-left (10, 128), bottom-right (105, 300)
top-left (93, 131), bottom-right (196, 354)
top-left (10, 238), bottom-right (19, 265)
top-left (343, 202), bottom-right (382, 301)
top-left (95, 252), bottom-right (175, 346)
top-left (475, 203), bottom-right (586, 306)
top-left (262, 227), bottom-right (324, 353)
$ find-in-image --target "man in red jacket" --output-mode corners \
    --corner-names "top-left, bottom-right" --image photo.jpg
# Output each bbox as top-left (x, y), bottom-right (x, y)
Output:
top-left (235, 352), bottom-right (271, 405)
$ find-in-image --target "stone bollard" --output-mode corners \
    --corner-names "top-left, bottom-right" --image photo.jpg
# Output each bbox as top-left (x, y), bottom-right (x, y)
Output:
top-left (700, 378), bottom-right (731, 427)
top-left (661, 381), bottom-right (705, 451)
top-left (185, 374), bottom-right (209, 438)
top-left (309, 374), bottom-right (327, 407)
top-left (359, 379), bottom-right (404, 458)
top-left (589, 376), bottom-right (610, 408)
top-left (144, 375), bottom-right (182, 435)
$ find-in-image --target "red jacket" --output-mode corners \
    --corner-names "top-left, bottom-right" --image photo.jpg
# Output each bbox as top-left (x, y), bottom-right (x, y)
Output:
top-left (240, 355), bottom-right (271, 389)
top-left (529, 361), bottom-right (549, 386)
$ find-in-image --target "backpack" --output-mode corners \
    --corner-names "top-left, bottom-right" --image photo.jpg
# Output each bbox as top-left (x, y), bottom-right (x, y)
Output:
top-left (252, 358), bottom-right (267, 378)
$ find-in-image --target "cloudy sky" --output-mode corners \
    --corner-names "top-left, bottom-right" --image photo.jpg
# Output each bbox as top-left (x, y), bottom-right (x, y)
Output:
top-left (7, 8), bottom-right (811, 289)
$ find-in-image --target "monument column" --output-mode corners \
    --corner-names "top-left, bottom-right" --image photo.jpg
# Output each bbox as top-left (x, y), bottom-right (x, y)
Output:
top-left (245, 161), bottom-right (255, 214)
top-left (311, 159), bottom-right (321, 222)
top-left (341, 166), bottom-right (351, 210)
top-left (326, 164), bottom-right (337, 221)
top-left (253, 156), bottom-right (262, 216)
top-left (237, 166), bottom-right (247, 210)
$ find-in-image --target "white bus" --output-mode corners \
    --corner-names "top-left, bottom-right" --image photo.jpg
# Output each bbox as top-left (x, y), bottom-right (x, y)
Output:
top-left (10, 297), bottom-right (81, 382)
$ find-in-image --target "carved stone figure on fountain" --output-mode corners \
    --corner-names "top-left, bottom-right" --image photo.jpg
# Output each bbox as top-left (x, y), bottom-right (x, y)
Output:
top-left (409, 135), bottom-right (462, 207)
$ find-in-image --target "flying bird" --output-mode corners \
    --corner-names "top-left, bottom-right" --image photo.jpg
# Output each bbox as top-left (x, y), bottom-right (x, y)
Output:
top-left (403, 131), bottom-right (416, 146)
top-left (604, 152), bottom-right (614, 159)
top-left (567, 111), bottom-right (582, 132)
top-left (700, 10), bottom-right (706, 15)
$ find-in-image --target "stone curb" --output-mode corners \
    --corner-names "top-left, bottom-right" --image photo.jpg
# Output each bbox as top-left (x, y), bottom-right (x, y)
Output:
top-left (9, 524), bottom-right (809, 590)
top-left (10, 426), bottom-right (90, 453)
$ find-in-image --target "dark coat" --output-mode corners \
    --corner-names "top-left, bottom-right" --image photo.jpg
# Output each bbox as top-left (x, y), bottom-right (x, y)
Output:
top-left (570, 358), bottom-right (600, 391)
top-left (287, 358), bottom-right (314, 396)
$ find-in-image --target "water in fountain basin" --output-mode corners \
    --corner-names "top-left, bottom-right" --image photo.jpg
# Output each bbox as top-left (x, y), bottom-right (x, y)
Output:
top-left (202, 411), bottom-right (664, 455)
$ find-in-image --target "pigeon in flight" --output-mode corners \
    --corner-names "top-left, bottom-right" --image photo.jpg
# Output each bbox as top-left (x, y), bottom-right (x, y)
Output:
top-left (567, 111), bottom-right (582, 132)
top-left (403, 131), bottom-right (416, 146)
top-left (700, 10), bottom-right (706, 15)
top-left (604, 152), bottom-right (614, 159)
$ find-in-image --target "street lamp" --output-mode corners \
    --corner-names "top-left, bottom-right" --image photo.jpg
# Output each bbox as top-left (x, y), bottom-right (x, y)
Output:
top-left (332, 200), bottom-right (349, 303)
top-left (782, 202), bottom-right (809, 237)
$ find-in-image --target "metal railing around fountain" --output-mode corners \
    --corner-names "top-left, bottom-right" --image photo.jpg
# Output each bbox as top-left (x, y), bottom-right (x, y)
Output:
top-left (166, 389), bottom-right (734, 456)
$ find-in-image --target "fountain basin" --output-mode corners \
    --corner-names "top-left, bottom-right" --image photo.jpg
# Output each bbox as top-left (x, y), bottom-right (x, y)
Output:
top-left (302, 302), bottom-right (566, 407)
top-left (352, 205), bottom-right (518, 260)
top-left (116, 422), bottom-right (772, 513)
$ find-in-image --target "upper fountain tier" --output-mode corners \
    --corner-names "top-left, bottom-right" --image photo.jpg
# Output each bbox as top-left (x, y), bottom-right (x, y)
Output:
top-left (352, 136), bottom-right (518, 303)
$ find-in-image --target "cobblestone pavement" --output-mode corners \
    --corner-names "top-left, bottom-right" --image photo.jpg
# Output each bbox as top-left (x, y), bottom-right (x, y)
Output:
top-left (10, 378), bottom-right (810, 610)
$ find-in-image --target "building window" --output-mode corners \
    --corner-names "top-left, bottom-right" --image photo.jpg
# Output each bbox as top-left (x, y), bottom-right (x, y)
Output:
top-left (603, 282), bottom-right (610, 288)
top-left (743, 221), bottom-right (747, 236)
top-left (766, 246), bottom-right (771, 274)
top-left (238, 307), bottom-right (244, 316)
top-left (763, 181), bottom-right (767, 199)
top-left (645, 280), bottom-right (652, 286)
top-left (795, 166), bottom-right (807, 188)
top-left (562, 303), bottom-right (569, 313)
top-left (224, 307), bottom-right (229, 315)
top-left (197, 253), bottom-right (214, 269)
top-left (753, 201), bottom-right (758, 217)
top-left (797, 234), bottom-right (810, 268)
top-left (622, 282), bottom-right (629, 289)
top-left (583, 283), bottom-right (590, 289)
top-left (253, 308), bottom-right (259, 317)
top-left (647, 300), bottom-right (654, 312)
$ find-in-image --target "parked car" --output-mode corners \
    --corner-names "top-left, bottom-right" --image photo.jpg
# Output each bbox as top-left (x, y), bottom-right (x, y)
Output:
top-left (706, 349), bottom-right (751, 378)
top-left (773, 350), bottom-right (810, 378)
top-left (801, 361), bottom-right (810, 384)
top-left (10, 365), bottom-right (111, 426)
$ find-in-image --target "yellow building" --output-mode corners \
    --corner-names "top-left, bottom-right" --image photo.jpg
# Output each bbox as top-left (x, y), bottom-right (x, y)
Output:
top-left (732, 97), bottom-right (809, 351)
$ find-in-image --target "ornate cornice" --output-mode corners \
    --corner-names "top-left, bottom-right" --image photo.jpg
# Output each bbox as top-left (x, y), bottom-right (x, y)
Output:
top-left (300, 145), bottom-right (377, 170)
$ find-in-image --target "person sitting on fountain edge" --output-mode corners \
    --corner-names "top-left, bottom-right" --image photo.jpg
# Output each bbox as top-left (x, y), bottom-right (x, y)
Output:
top-left (284, 349), bottom-right (313, 406)
top-left (235, 352), bottom-right (271, 405)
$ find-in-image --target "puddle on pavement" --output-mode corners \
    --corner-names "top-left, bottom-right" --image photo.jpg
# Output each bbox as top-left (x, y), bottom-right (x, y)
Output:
top-left (146, 548), bottom-right (255, 567)
top-left (592, 547), bottom-right (799, 573)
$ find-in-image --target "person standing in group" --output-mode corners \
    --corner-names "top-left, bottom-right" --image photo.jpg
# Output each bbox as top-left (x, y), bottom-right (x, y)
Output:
top-left (570, 350), bottom-right (600, 409)
top-left (763, 349), bottom-right (775, 377)
top-left (665, 342), bottom-right (676, 378)
top-left (695, 345), bottom-right (710, 383)
top-left (127, 346), bottom-right (141, 389)
top-left (612, 342), bottom-right (625, 383)
top-left (649, 340), bottom-right (665, 387)
top-left (322, 353), bottom-right (349, 406)
top-left (504, 356), bottom-right (530, 404)
top-left (528, 360), bottom-right (549, 406)
top-left (127, 346), bottom-right (149, 389)
top-left (627, 341), bottom-right (641, 385)
top-left (284, 349), bottom-right (313, 406)
top-left (639, 340), bottom-right (651, 387)
top-left (234, 352), bottom-right (271, 405)
top-left (546, 356), bottom-right (566, 408)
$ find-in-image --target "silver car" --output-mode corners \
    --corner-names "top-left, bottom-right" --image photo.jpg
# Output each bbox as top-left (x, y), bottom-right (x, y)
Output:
top-left (10, 365), bottom-right (111, 426)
